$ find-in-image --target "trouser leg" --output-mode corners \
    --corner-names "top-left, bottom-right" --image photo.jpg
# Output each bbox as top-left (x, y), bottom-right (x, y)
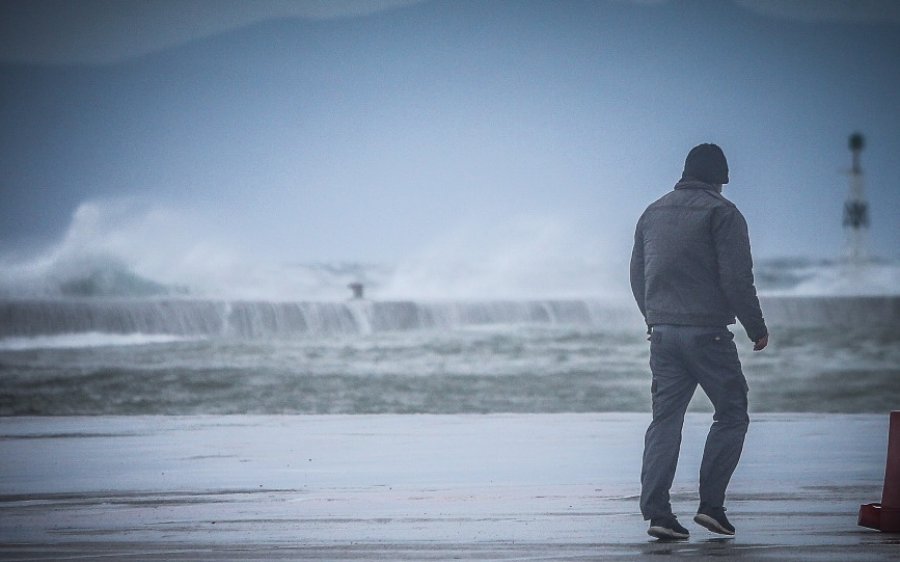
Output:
top-left (640, 327), bottom-right (696, 520)
top-left (689, 329), bottom-right (750, 509)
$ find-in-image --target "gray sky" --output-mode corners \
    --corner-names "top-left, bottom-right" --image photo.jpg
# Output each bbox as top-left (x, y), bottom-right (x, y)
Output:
top-left (1, 0), bottom-right (898, 284)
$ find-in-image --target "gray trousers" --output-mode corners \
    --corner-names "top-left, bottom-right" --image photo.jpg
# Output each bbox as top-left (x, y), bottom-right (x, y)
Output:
top-left (640, 324), bottom-right (749, 520)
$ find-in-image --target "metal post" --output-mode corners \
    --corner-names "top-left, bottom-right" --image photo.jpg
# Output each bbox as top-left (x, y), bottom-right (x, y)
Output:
top-left (843, 133), bottom-right (869, 264)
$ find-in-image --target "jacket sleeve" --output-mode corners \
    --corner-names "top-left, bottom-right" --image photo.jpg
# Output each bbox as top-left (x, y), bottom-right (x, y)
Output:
top-left (712, 206), bottom-right (768, 342)
top-left (629, 218), bottom-right (647, 321)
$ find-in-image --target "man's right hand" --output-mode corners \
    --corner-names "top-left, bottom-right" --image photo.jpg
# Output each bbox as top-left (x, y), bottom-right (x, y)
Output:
top-left (753, 334), bottom-right (768, 351)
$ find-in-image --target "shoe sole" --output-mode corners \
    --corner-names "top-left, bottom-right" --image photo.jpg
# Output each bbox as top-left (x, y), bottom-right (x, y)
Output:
top-left (693, 513), bottom-right (735, 536)
top-left (647, 526), bottom-right (689, 540)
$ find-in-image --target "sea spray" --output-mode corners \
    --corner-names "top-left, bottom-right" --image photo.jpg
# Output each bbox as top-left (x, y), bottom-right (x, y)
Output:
top-left (3, 201), bottom-right (898, 301)
top-left (0, 200), bottom-right (392, 300)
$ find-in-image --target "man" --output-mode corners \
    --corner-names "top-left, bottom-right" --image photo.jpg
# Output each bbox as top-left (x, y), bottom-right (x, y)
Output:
top-left (629, 143), bottom-right (768, 540)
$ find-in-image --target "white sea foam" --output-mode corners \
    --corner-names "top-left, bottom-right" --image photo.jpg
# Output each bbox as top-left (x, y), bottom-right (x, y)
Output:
top-left (0, 200), bottom-right (388, 300)
top-left (378, 215), bottom-right (622, 300)
top-left (0, 202), bottom-right (623, 300)
top-left (0, 332), bottom-right (198, 351)
top-left (765, 261), bottom-right (900, 296)
top-left (1, 200), bottom-right (897, 301)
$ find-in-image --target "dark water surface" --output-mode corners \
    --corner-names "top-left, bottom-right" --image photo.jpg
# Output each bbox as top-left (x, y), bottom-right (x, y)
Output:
top-left (1, 297), bottom-right (897, 415)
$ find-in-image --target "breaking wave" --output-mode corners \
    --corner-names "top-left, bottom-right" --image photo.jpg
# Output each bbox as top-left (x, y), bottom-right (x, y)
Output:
top-left (755, 257), bottom-right (900, 296)
top-left (1, 201), bottom-right (897, 301)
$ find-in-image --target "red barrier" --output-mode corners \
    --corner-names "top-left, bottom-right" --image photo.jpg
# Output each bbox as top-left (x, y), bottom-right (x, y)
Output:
top-left (859, 411), bottom-right (900, 533)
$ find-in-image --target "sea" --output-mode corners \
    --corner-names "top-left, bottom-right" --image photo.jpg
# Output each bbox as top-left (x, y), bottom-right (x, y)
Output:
top-left (1, 257), bottom-right (898, 416)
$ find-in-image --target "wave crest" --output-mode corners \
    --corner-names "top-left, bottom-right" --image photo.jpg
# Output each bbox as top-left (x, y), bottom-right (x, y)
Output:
top-left (2, 201), bottom-right (897, 300)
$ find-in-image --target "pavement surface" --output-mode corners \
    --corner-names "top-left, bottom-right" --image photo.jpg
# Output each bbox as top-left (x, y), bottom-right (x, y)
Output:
top-left (1, 413), bottom-right (898, 560)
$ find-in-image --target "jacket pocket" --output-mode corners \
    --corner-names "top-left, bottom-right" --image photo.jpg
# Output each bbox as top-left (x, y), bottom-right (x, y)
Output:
top-left (696, 329), bottom-right (734, 345)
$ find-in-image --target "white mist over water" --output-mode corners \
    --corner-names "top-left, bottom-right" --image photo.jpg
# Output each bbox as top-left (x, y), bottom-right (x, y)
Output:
top-left (0, 200), bottom-right (626, 301)
top-left (379, 215), bottom-right (622, 300)
top-left (0, 200), bottom-right (377, 300)
top-left (1, 199), bottom-right (898, 301)
top-left (757, 259), bottom-right (900, 297)
top-left (0, 201), bottom-right (239, 297)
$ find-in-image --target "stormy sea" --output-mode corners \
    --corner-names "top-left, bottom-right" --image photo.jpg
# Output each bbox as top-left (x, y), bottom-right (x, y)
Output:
top-left (1, 250), bottom-right (898, 416)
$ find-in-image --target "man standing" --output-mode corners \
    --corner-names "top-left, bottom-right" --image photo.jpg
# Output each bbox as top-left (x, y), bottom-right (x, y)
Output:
top-left (630, 143), bottom-right (768, 540)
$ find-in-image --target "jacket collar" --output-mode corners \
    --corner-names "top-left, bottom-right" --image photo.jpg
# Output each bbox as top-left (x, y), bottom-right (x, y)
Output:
top-left (674, 179), bottom-right (720, 192)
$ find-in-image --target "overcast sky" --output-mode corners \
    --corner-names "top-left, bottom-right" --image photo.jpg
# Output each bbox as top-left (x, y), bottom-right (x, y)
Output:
top-left (1, 0), bottom-right (898, 292)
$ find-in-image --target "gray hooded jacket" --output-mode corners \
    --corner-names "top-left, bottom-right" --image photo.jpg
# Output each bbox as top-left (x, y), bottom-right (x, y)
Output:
top-left (630, 180), bottom-right (767, 342)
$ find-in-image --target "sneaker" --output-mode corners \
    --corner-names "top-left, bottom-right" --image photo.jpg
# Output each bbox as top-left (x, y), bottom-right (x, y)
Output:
top-left (694, 505), bottom-right (735, 536)
top-left (647, 515), bottom-right (690, 540)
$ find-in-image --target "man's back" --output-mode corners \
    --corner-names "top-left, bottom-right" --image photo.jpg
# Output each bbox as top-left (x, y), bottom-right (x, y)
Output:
top-left (630, 179), bottom-right (766, 343)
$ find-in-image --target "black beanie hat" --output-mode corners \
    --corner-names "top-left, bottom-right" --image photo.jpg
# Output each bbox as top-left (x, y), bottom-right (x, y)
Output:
top-left (682, 143), bottom-right (729, 185)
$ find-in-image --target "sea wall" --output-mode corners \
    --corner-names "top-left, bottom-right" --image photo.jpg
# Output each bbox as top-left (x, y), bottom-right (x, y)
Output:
top-left (1, 296), bottom-right (896, 338)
